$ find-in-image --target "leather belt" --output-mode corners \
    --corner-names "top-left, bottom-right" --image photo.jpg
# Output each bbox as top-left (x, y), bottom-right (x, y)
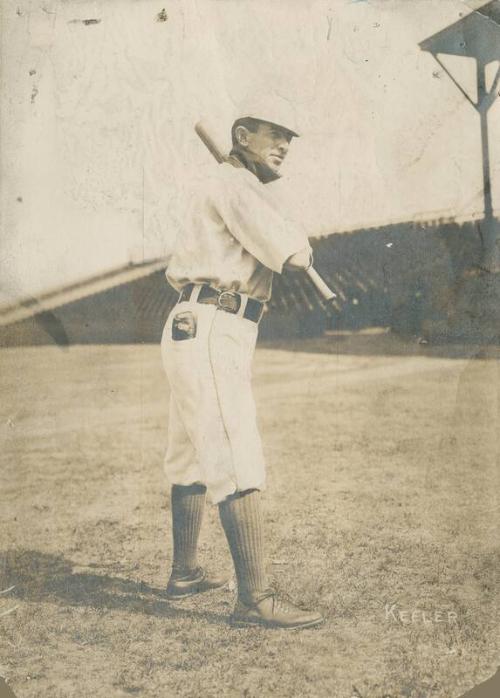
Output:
top-left (178, 284), bottom-right (264, 323)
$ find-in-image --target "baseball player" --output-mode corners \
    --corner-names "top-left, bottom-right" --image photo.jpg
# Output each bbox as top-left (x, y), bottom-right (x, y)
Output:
top-left (161, 100), bottom-right (324, 629)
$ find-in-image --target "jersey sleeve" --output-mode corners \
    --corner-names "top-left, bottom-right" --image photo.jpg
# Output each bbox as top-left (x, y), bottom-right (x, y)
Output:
top-left (210, 168), bottom-right (311, 273)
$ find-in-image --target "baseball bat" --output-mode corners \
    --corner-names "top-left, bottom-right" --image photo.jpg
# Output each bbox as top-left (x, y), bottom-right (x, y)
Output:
top-left (194, 121), bottom-right (337, 302)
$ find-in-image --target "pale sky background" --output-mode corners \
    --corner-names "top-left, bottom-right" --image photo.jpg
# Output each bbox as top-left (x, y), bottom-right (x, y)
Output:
top-left (1, 0), bottom-right (499, 303)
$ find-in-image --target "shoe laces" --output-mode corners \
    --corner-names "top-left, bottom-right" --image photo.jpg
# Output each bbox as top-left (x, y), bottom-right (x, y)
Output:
top-left (171, 566), bottom-right (203, 582)
top-left (254, 588), bottom-right (297, 615)
top-left (272, 593), bottom-right (297, 615)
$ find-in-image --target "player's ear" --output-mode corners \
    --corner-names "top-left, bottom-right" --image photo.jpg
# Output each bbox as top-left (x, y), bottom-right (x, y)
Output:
top-left (234, 125), bottom-right (250, 147)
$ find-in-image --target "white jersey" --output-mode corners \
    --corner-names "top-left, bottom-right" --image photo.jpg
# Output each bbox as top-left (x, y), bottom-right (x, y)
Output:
top-left (166, 162), bottom-right (311, 302)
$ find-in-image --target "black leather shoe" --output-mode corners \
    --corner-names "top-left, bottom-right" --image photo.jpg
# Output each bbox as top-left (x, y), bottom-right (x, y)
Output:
top-left (165, 566), bottom-right (230, 600)
top-left (230, 589), bottom-right (324, 629)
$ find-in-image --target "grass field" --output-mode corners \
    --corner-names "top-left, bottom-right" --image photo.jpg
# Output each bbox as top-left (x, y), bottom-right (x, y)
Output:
top-left (0, 336), bottom-right (499, 698)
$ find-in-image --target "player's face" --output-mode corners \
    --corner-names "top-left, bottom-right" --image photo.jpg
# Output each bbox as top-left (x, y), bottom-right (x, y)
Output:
top-left (246, 122), bottom-right (293, 174)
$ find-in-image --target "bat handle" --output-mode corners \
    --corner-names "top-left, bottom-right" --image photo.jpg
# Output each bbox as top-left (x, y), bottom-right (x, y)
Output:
top-left (306, 266), bottom-right (337, 302)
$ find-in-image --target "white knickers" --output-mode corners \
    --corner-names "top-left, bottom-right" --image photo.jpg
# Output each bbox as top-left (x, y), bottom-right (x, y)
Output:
top-left (160, 294), bottom-right (266, 504)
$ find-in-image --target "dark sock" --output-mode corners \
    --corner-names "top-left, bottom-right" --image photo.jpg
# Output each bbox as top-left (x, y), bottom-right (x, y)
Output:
top-left (170, 483), bottom-right (206, 576)
top-left (218, 488), bottom-right (267, 603)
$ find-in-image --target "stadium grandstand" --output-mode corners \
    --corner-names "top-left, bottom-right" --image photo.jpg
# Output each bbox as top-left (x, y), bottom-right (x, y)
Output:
top-left (1, 217), bottom-right (499, 347)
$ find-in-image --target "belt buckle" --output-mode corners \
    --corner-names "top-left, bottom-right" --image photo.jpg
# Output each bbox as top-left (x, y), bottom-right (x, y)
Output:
top-left (217, 290), bottom-right (241, 314)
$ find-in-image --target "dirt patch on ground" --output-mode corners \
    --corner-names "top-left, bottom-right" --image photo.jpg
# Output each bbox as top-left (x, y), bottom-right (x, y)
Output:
top-left (0, 340), bottom-right (498, 697)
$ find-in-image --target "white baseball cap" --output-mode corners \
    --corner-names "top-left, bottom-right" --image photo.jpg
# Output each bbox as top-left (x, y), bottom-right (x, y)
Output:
top-left (234, 94), bottom-right (300, 138)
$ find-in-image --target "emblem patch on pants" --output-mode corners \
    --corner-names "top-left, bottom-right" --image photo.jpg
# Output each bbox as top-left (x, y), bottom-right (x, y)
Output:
top-left (172, 311), bottom-right (197, 341)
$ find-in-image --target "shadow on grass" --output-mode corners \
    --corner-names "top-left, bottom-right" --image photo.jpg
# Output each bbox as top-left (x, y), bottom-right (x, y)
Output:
top-left (0, 549), bottom-right (228, 626)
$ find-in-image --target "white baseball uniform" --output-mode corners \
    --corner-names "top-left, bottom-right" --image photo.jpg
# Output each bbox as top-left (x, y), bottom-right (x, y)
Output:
top-left (162, 161), bottom-right (311, 503)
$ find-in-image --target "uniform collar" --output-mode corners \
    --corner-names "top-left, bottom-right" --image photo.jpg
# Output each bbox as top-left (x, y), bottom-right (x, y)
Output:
top-left (228, 147), bottom-right (281, 184)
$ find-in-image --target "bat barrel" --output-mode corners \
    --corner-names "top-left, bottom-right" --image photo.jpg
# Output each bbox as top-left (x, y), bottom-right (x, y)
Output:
top-left (194, 122), bottom-right (226, 164)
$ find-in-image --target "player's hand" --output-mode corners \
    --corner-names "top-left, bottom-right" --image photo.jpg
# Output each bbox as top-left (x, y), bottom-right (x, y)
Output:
top-left (284, 248), bottom-right (313, 272)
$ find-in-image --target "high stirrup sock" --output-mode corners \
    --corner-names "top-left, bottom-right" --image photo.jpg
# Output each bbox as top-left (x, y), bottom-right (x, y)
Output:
top-left (170, 483), bottom-right (207, 575)
top-left (218, 488), bottom-right (267, 602)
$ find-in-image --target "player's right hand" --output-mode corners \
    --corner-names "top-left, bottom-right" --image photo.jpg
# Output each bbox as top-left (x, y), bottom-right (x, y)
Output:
top-left (284, 248), bottom-right (313, 271)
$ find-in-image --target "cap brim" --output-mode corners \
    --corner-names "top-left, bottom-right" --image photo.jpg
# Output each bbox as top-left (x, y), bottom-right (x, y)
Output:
top-left (240, 116), bottom-right (299, 138)
top-left (265, 121), bottom-right (300, 138)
